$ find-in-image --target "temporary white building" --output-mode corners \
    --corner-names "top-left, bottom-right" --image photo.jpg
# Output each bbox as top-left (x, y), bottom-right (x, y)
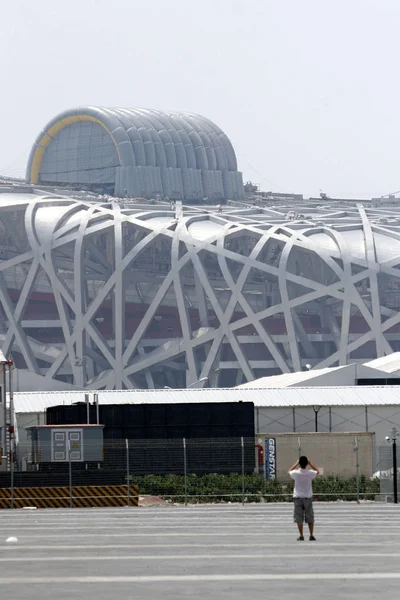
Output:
top-left (12, 384), bottom-right (400, 449)
top-left (11, 353), bottom-right (400, 456)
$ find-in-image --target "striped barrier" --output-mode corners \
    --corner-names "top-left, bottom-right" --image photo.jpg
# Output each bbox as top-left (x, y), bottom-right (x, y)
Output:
top-left (0, 484), bottom-right (139, 508)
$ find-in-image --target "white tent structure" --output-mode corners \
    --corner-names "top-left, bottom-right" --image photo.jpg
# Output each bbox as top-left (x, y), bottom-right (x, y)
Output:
top-left (12, 383), bottom-right (400, 449)
top-left (236, 357), bottom-right (400, 389)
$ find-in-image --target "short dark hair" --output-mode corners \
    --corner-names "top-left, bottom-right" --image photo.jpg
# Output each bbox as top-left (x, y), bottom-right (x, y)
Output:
top-left (299, 456), bottom-right (309, 469)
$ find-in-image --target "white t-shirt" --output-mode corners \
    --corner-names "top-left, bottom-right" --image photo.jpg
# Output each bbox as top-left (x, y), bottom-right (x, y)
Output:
top-left (289, 468), bottom-right (318, 498)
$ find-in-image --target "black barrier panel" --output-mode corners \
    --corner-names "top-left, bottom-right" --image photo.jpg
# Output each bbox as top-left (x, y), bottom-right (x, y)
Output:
top-left (125, 405), bottom-right (146, 427)
top-left (45, 402), bottom-right (255, 475)
top-left (146, 405), bottom-right (168, 426)
top-left (47, 402), bottom-right (255, 440)
top-left (166, 404), bottom-right (189, 425)
top-left (189, 404), bottom-right (210, 426)
top-left (357, 378), bottom-right (400, 386)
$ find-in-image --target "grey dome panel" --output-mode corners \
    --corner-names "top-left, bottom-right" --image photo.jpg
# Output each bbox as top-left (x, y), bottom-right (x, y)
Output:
top-left (27, 106), bottom-right (244, 200)
top-left (39, 121), bottom-right (119, 185)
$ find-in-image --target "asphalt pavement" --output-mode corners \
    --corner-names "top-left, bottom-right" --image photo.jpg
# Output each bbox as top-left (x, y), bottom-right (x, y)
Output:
top-left (0, 502), bottom-right (399, 599)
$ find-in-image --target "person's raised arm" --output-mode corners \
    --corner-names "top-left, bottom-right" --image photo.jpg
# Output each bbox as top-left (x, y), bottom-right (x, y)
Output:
top-left (308, 460), bottom-right (319, 475)
top-left (288, 459), bottom-right (299, 474)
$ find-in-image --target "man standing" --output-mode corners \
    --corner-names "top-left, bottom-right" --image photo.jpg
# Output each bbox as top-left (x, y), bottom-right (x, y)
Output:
top-left (288, 456), bottom-right (319, 541)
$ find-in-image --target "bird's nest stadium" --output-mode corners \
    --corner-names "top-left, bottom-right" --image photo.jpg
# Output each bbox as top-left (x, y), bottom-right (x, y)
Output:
top-left (1, 106), bottom-right (400, 390)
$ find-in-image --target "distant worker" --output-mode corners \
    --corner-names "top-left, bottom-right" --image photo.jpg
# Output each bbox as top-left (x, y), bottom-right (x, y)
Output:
top-left (288, 456), bottom-right (319, 541)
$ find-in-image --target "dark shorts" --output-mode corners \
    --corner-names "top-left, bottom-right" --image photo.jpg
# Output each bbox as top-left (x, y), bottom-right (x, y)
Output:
top-left (293, 498), bottom-right (314, 524)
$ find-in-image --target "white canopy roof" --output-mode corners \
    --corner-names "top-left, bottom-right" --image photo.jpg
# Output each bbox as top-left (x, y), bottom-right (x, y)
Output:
top-left (364, 353), bottom-right (400, 375)
top-left (236, 366), bottom-right (351, 389)
top-left (12, 385), bottom-right (400, 414)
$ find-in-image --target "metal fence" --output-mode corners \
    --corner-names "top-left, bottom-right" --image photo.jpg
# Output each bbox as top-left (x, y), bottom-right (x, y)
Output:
top-left (0, 435), bottom-right (383, 507)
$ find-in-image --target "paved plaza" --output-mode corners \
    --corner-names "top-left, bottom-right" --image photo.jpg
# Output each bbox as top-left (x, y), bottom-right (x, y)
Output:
top-left (0, 503), bottom-right (399, 599)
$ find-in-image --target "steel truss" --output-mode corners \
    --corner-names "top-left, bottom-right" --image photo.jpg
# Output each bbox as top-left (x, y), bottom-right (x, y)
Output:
top-left (1, 194), bottom-right (400, 389)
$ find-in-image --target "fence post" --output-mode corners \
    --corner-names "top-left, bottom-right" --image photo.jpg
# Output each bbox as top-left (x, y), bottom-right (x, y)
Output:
top-left (10, 436), bottom-right (14, 510)
top-left (354, 436), bottom-right (360, 504)
top-left (68, 439), bottom-right (72, 509)
top-left (241, 436), bottom-right (245, 506)
top-left (9, 362), bottom-right (14, 509)
top-left (183, 438), bottom-right (187, 506)
top-left (126, 438), bottom-right (130, 507)
top-left (95, 393), bottom-right (99, 425)
top-left (297, 437), bottom-right (301, 458)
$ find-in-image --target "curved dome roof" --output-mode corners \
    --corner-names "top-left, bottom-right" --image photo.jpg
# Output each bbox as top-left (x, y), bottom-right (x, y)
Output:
top-left (26, 106), bottom-right (244, 201)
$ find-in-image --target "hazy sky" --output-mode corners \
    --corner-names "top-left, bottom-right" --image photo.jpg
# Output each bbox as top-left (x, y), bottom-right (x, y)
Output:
top-left (2, 0), bottom-right (400, 199)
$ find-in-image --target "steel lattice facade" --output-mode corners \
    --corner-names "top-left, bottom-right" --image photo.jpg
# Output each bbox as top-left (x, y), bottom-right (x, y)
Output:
top-left (1, 192), bottom-right (400, 390)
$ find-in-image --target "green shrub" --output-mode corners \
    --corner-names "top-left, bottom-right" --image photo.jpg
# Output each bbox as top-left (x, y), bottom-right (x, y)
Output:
top-left (132, 473), bottom-right (380, 503)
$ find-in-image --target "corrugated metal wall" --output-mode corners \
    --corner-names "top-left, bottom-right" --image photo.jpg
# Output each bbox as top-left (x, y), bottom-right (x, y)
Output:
top-left (115, 166), bottom-right (243, 200)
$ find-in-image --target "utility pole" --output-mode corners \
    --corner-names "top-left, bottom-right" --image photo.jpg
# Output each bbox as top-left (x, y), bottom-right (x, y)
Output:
top-left (386, 428), bottom-right (399, 504)
top-left (0, 351), bottom-right (7, 471)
